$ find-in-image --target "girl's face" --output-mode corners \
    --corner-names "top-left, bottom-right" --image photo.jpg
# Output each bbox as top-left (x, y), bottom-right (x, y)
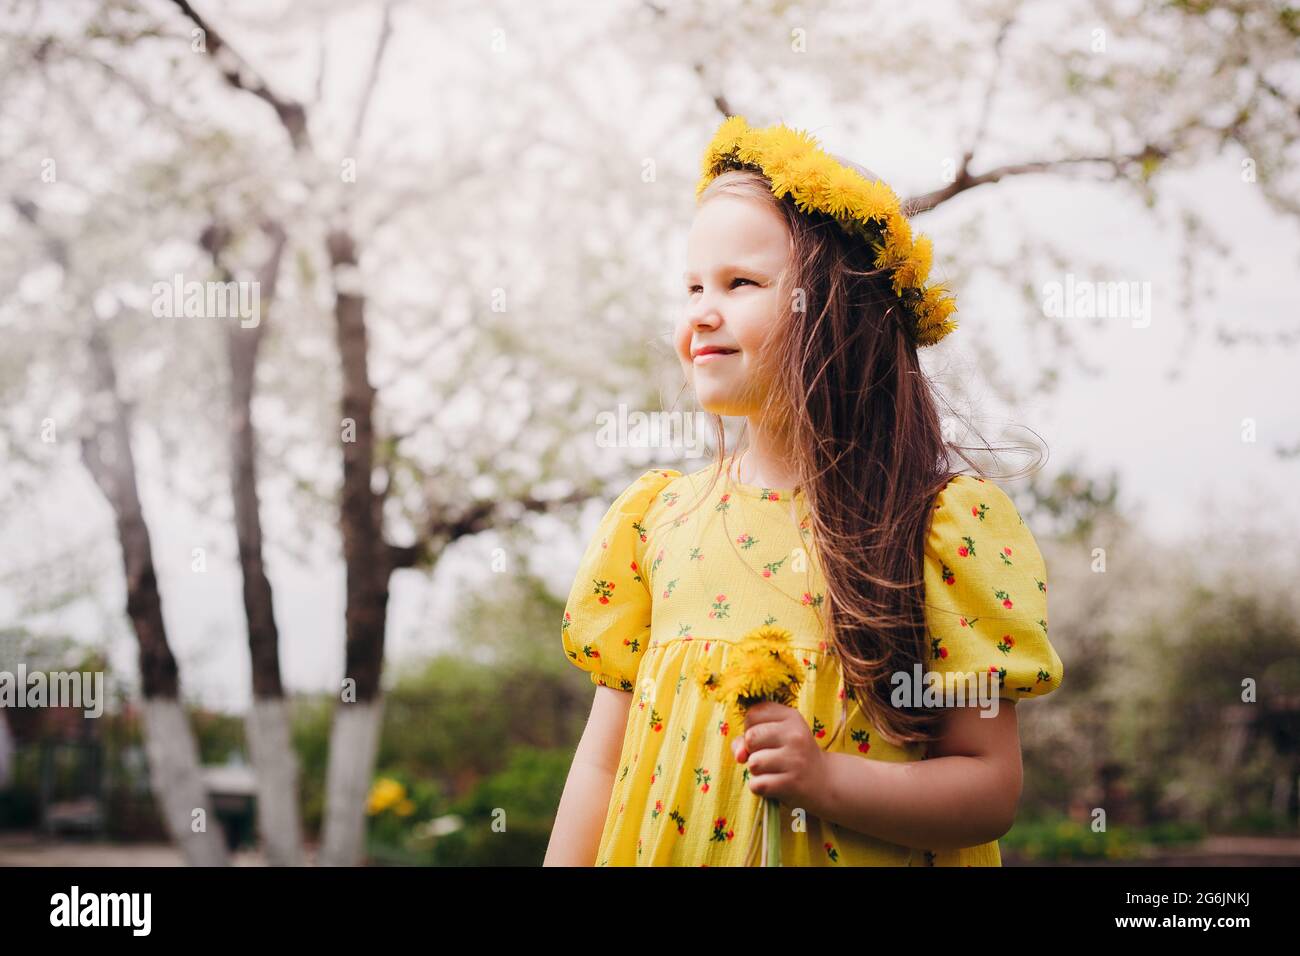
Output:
top-left (676, 194), bottom-right (791, 417)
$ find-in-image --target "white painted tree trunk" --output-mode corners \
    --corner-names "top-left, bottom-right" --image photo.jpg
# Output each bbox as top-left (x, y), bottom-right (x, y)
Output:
top-left (140, 698), bottom-right (229, 866)
top-left (318, 697), bottom-right (385, 867)
top-left (247, 697), bottom-right (304, 866)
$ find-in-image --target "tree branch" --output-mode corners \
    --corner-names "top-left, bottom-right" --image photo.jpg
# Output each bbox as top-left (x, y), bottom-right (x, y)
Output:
top-left (346, 0), bottom-right (395, 159)
top-left (904, 144), bottom-right (1168, 214)
top-left (388, 486), bottom-right (600, 570)
top-left (169, 0), bottom-right (311, 152)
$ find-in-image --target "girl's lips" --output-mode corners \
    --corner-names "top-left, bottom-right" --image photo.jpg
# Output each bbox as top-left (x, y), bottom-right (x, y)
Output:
top-left (694, 350), bottom-right (737, 364)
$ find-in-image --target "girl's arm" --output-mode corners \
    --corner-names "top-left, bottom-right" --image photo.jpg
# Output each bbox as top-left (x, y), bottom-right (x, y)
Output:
top-left (811, 702), bottom-right (1024, 852)
top-left (544, 685), bottom-right (633, 866)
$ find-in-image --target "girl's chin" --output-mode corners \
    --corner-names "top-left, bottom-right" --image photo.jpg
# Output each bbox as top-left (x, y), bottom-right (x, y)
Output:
top-left (695, 393), bottom-right (751, 417)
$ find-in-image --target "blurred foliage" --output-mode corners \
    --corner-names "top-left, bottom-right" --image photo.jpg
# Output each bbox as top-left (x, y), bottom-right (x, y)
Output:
top-left (1002, 814), bottom-right (1206, 863)
top-left (1022, 465), bottom-right (1124, 544)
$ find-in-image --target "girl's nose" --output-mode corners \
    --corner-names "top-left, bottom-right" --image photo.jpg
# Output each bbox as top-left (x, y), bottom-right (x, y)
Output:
top-left (689, 294), bottom-right (722, 328)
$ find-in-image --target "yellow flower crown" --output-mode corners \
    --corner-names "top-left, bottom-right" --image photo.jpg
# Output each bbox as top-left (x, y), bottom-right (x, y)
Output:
top-left (696, 115), bottom-right (958, 348)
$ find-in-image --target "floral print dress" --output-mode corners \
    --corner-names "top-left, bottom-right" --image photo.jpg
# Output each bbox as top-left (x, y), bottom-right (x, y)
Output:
top-left (560, 464), bottom-right (1063, 866)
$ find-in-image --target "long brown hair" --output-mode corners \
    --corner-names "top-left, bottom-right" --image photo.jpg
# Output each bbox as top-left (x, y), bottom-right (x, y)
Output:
top-left (665, 167), bottom-right (1036, 749)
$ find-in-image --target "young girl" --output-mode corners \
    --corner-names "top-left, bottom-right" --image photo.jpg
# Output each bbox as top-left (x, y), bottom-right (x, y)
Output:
top-left (544, 116), bottom-right (1063, 867)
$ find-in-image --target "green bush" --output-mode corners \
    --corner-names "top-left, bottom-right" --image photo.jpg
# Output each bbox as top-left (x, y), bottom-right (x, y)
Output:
top-left (427, 746), bottom-right (572, 866)
top-left (1003, 817), bottom-right (1140, 862)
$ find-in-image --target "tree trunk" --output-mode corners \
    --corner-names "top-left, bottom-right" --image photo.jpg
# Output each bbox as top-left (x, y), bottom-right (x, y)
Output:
top-left (318, 228), bottom-right (393, 867)
top-left (319, 697), bottom-right (386, 866)
top-left (216, 222), bottom-right (305, 866)
top-left (139, 699), bottom-right (228, 865)
top-left (81, 324), bottom-right (228, 866)
top-left (246, 697), bottom-right (303, 865)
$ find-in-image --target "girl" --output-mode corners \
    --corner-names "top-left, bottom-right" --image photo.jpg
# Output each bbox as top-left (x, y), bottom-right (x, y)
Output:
top-left (544, 116), bottom-right (1063, 867)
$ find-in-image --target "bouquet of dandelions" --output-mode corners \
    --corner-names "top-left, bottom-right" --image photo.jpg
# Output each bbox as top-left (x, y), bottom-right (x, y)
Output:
top-left (694, 625), bottom-right (806, 867)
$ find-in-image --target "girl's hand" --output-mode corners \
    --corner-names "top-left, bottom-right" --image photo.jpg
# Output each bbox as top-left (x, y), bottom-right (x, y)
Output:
top-left (731, 700), bottom-right (829, 808)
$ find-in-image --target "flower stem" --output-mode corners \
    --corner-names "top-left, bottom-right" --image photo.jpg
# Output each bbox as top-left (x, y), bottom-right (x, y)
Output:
top-left (764, 797), bottom-right (781, 867)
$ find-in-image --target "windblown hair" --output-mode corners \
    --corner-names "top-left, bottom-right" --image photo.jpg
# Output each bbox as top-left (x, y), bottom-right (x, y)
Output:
top-left (666, 166), bottom-right (1037, 749)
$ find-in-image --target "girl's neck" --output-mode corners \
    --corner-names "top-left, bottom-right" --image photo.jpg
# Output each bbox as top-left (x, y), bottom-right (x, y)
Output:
top-left (731, 422), bottom-right (800, 491)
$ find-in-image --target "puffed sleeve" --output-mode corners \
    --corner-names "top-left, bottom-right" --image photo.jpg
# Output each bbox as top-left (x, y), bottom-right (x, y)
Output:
top-left (922, 475), bottom-right (1063, 702)
top-left (561, 468), bottom-right (682, 692)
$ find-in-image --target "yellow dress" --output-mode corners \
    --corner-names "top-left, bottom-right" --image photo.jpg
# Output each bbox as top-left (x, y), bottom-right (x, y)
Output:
top-left (560, 464), bottom-right (1063, 866)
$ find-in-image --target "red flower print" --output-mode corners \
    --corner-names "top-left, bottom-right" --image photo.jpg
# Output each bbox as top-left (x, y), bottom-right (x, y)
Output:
top-left (851, 729), bottom-right (871, 754)
top-left (649, 708), bottom-right (664, 732)
top-left (941, 562), bottom-right (955, 585)
top-left (812, 716), bottom-right (826, 738)
top-left (695, 767), bottom-right (712, 793)
top-left (669, 806), bottom-right (687, 835)
top-left (994, 588), bottom-right (1013, 609)
top-left (710, 594), bottom-right (731, 619)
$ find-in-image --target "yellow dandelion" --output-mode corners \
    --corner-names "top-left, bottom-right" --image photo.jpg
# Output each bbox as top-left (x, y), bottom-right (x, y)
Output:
top-left (892, 234), bottom-right (934, 293)
top-left (697, 625), bottom-right (806, 724)
top-left (366, 777), bottom-right (406, 816)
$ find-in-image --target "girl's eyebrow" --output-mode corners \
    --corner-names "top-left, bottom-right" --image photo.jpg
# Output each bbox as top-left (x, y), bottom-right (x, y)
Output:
top-left (683, 263), bottom-right (766, 281)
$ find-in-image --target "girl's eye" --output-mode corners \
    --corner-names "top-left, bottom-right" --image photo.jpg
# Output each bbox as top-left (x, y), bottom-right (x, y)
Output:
top-left (686, 278), bottom-right (757, 296)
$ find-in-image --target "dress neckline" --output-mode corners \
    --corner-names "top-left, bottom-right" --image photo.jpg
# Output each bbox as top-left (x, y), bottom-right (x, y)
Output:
top-left (721, 451), bottom-right (802, 500)
top-left (722, 471), bottom-right (802, 500)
